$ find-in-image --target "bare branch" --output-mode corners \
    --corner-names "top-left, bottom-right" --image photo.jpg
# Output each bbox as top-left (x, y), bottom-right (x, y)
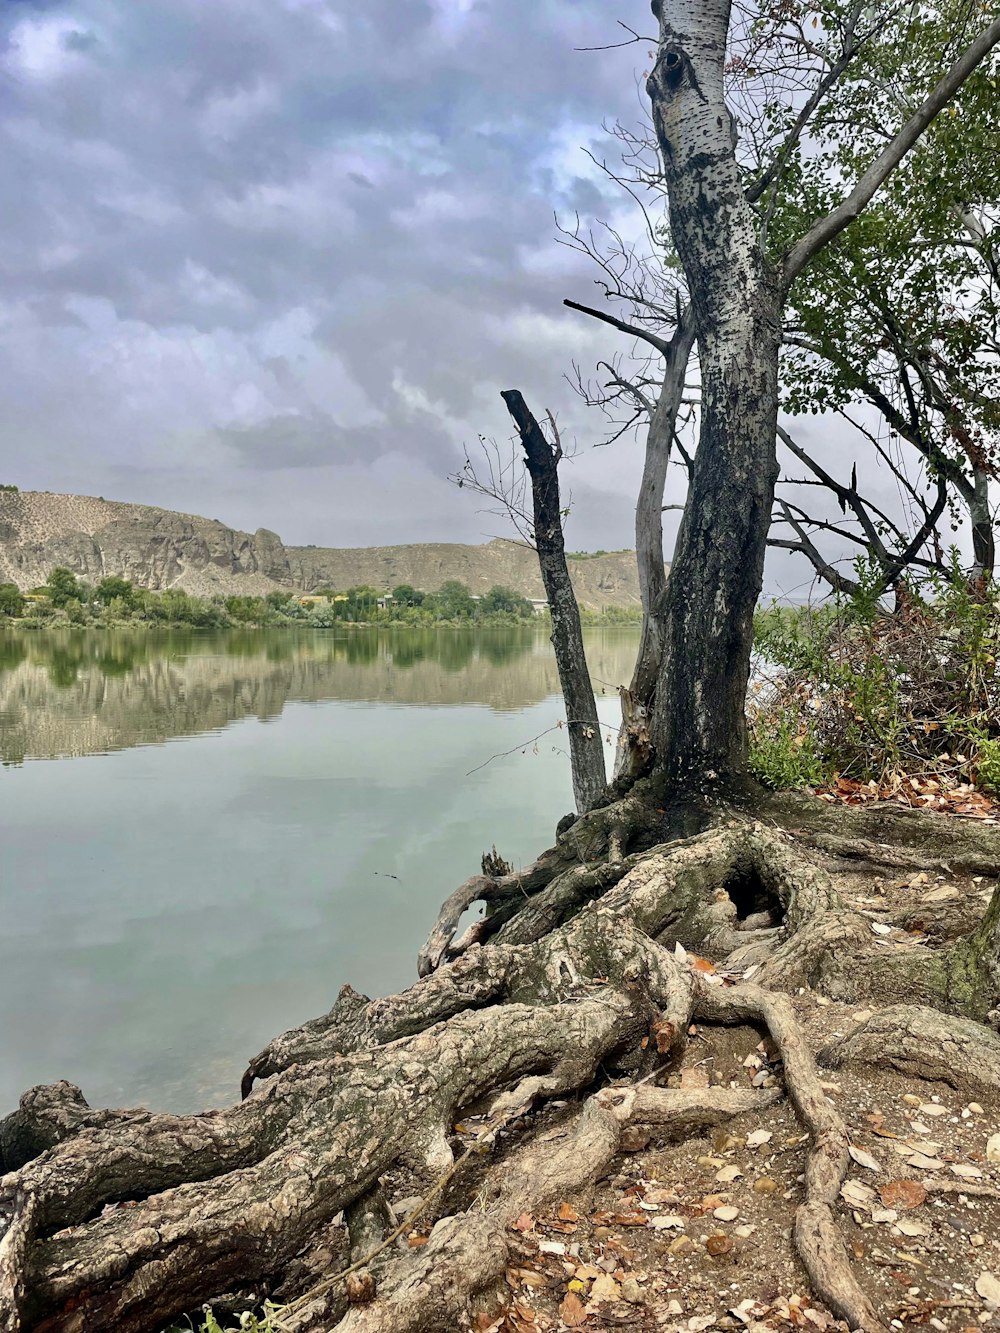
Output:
top-left (563, 298), bottom-right (673, 357)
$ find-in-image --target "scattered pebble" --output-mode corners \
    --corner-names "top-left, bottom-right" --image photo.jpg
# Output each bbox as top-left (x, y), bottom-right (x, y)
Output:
top-left (621, 1277), bottom-right (644, 1305)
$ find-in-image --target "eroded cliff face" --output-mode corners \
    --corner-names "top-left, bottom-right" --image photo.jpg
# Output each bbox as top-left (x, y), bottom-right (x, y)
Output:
top-left (0, 492), bottom-right (291, 594)
top-left (0, 490), bottom-right (646, 609)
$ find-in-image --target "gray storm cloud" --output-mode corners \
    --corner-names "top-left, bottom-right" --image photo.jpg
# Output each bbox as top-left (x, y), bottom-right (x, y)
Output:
top-left (0, 0), bottom-right (663, 550)
top-left (0, 0), bottom-right (908, 594)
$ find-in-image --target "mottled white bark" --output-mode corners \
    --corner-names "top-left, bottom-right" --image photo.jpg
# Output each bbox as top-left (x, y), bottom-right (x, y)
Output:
top-left (645, 0), bottom-right (782, 792)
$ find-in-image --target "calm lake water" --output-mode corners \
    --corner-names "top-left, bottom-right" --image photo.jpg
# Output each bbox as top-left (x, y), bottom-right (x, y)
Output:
top-left (0, 625), bottom-right (638, 1115)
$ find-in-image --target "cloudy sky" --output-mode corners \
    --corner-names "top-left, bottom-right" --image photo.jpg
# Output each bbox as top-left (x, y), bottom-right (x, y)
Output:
top-left (0, 0), bottom-right (687, 552)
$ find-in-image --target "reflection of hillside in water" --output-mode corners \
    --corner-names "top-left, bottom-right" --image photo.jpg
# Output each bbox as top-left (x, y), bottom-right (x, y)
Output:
top-left (0, 628), bottom-right (638, 763)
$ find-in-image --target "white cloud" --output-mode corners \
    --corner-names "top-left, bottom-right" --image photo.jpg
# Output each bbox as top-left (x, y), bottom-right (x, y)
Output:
top-left (7, 15), bottom-right (92, 80)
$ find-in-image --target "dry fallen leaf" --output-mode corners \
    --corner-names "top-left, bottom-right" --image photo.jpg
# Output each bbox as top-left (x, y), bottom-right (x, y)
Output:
top-left (879, 1179), bottom-right (926, 1210)
top-left (557, 1202), bottom-right (579, 1223)
top-left (511, 1213), bottom-right (535, 1233)
top-left (651, 1018), bottom-right (676, 1054)
top-left (895, 1218), bottom-right (930, 1238)
top-left (573, 1264), bottom-right (603, 1281)
top-left (588, 1274), bottom-right (622, 1304)
top-left (848, 1145), bottom-right (881, 1173)
top-left (841, 1180), bottom-right (876, 1208)
top-left (906, 1153), bottom-right (944, 1171)
top-left (706, 1234), bottom-right (735, 1256)
top-left (560, 1290), bottom-right (588, 1327)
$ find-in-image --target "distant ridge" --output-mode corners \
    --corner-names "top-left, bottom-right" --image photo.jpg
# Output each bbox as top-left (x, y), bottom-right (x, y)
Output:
top-left (0, 490), bottom-right (647, 610)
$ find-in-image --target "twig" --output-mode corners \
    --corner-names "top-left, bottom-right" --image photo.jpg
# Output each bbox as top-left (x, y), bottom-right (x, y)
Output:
top-left (466, 721), bottom-right (615, 777)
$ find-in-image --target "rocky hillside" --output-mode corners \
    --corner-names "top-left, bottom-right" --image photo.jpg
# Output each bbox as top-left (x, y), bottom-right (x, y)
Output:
top-left (0, 490), bottom-right (647, 610)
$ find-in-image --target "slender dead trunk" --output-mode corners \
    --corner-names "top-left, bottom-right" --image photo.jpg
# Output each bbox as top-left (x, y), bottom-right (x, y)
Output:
top-left (645, 0), bottom-right (782, 795)
top-left (500, 390), bottom-right (608, 813)
top-left (615, 310), bottom-right (696, 781)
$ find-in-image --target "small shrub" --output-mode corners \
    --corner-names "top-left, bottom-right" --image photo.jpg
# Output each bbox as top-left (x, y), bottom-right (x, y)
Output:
top-left (750, 567), bottom-right (1000, 795)
top-left (0, 583), bottom-right (25, 617)
top-left (748, 701), bottom-right (826, 790)
top-left (973, 734), bottom-right (1000, 795)
top-left (162, 1300), bottom-right (285, 1332)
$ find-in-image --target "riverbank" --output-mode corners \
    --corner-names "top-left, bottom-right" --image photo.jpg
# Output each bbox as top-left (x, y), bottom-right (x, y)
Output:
top-left (0, 571), bottom-right (642, 631)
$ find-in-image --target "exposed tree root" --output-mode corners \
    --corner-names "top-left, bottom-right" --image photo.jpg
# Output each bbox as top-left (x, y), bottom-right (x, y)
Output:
top-left (3, 793), bottom-right (1000, 1333)
top-left (416, 781), bottom-right (665, 975)
top-left (819, 1003), bottom-right (1000, 1089)
top-left (697, 982), bottom-right (885, 1333)
top-left (277, 1084), bottom-right (779, 1333)
top-left (795, 830), bottom-right (999, 877)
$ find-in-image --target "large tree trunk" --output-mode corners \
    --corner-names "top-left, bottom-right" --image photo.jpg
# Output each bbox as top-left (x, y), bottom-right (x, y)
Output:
top-left (645, 0), bottom-right (782, 795)
top-left (501, 389), bottom-right (608, 813)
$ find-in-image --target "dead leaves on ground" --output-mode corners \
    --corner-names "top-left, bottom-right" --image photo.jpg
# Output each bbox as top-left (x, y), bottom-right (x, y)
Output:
top-left (816, 773), bottom-right (998, 820)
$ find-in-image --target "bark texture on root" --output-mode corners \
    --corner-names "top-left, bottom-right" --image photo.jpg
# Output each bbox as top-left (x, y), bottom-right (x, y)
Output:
top-left (286, 1085), bottom-right (778, 1333)
top-left (764, 791), bottom-right (1000, 867)
top-left (819, 1004), bottom-right (1000, 1090)
top-left (1, 909), bottom-right (695, 1333)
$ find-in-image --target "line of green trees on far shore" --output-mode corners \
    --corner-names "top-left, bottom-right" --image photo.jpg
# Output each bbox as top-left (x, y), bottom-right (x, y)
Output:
top-left (0, 569), bottom-right (641, 629)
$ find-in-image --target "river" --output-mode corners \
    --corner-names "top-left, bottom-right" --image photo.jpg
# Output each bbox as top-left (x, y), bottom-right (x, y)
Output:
top-left (0, 625), bottom-right (638, 1115)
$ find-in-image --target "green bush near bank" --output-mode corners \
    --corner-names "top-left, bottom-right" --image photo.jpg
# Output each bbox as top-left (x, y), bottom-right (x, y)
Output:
top-left (749, 565), bottom-right (1000, 797)
top-left (1, 571), bottom-right (638, 629)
